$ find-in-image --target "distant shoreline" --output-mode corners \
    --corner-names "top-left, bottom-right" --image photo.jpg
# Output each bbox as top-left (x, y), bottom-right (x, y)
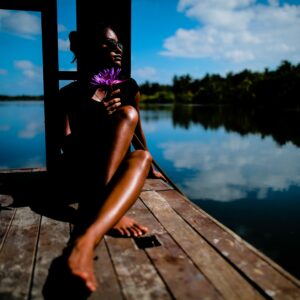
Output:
top-left (0, 95), bottom-right (43, 101)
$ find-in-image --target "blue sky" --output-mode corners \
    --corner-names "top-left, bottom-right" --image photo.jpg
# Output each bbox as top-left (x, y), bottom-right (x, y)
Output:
top-left (1, 0), bottom-right (300, 94)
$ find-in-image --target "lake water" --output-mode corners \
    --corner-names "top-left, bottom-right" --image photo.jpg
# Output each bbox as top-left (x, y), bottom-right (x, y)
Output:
top-left (1, 101), bottom-right (299, 278)
top-left (0, 101), bottom-right (46, 169)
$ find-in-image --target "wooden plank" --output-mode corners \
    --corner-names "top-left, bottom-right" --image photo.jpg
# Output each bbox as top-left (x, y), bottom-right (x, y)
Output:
top-left (105, 235), bottom-right (171, 300)
top-left (0, 168), bottom-right (46, 174)
top-left (88, 241), bottom-right (124, 300)
top-left (128, 200), bottom-right (223, 300)
top-left (160, 190), bottom-right (300, 300)
top-left (0, 195), bottom-right (15, 251)
top-left (140, 191), bottom-right (264, 300)
top-left (30, 216), bottom-right (70, 300)
top-left (0, 206), bottom-right (40, 300)
top-left (142, 179), bottom-right (172, 192)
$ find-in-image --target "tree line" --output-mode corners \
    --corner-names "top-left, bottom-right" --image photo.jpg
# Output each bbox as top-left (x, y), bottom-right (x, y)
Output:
top-left (140, 60), bottom-right (300, 108)
top-left (0, 95), bottom-right (43, 100)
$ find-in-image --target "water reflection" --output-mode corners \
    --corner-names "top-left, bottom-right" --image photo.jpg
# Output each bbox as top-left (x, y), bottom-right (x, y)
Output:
top-left (0, 101), bottom-right (46, 169)
top-left (1, 101), bottom-right (299, 277)
top-left (172, 105), bottom-right (300, 147)
top-left (141, 104), bottom-right (300, 278)
top-left (141, 105), bottom-right (300, 202)
top-left (160, 134), bottom-right (300, 201)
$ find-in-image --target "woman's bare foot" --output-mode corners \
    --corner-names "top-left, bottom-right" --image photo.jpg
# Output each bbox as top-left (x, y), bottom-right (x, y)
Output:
top-left (111, 215), bottom-right (148, 237)
top-left (67, 235), bottom-right (98, 292)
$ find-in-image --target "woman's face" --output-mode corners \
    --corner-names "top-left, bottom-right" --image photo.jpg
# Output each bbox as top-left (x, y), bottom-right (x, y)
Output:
top-left (100, 28), bottom-right (123, 68)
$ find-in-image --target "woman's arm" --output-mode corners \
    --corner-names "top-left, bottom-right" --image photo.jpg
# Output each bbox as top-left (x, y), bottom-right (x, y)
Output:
top-left (64, 114), bottom-right (72, 136)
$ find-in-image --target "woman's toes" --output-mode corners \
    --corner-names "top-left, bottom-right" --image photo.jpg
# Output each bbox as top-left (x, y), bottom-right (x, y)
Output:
top-left (86, 277), bottom-right (97, 292)
top-left (134, 223), bottom-right (148, 234)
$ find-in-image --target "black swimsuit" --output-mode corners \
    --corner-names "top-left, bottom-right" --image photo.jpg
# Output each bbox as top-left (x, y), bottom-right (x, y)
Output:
top-left (59, 77), bottom-right (140, 176)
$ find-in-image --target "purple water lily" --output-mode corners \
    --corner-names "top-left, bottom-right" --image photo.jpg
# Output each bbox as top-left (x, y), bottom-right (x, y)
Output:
top-left (91, 67), bottom-right (124, 89)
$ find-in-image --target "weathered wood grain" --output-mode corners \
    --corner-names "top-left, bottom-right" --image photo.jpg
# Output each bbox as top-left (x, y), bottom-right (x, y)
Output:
top-left (140, 190), bottom-right (264, 300)
top-left (30, 216), bottom-right (70, 300)
top-left (142, 179), bottom-right (172, 191)
top-left (0, 168), bottom-right (46, 174)
top-left (0, 206), bottom-right (40, 300)
top-left (0, 195), bottom-right (15, 252)
top-left (89, 240), bottom-right (124, 300)
top-left (0, 174), bottom-right (299, 300)
top-left (128, 200), bottom-right (223, 300)
top-left (160, 189), bottom-right (300, 300)
top-left (105, 235), bottom-right (171, 300)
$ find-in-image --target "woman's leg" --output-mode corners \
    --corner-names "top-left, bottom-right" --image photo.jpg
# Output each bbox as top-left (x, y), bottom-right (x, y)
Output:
top-left (79, 105), bottom-right (149, 236)
top-left (68, 149), bottom-right (152, 291)
top-left (68, 106), bottom-right (152, 291)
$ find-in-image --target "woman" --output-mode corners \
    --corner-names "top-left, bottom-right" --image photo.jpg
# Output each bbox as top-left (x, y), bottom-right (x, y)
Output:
top-left (59, 24), bottom-right (164, 292)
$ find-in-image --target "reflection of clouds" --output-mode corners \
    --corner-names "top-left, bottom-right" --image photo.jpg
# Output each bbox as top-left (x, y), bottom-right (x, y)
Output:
top-left (140, 110), bottom-right (172, 121)
top-left (142, 123), bottom-right (158, 133)
top-left (18, 121), bottom-right (44, 139)
top-left (0, 69), bottom-right (7, 75)
top-left (23, 156), bottom-right (45, 168)
top-left (0, 124), bottom-right (10, 132)
top-left (160, 134), bottom-right (300, 201)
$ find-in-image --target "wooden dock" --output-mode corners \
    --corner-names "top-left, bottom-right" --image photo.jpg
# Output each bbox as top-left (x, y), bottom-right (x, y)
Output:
top-left (0, 170), bottom-right (299, 299)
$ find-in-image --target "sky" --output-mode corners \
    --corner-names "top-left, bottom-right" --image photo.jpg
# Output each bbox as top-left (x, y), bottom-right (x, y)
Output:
top-left (0, 0), bottom-right (300, 95)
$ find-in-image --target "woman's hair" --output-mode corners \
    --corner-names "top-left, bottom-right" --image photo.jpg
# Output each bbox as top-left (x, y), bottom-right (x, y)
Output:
top-left (69, 31), bottom-right (78, 63)
top-left (69, 23), bottom-right (119, 63)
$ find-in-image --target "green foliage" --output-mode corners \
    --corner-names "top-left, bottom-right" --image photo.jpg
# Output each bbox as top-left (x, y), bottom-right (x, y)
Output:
top-left (140, 81), bottom-right (174, 103)
top-left (139, 60), bottom-right (300, 108)
top-left (140, 90), bottom-right (175, 103)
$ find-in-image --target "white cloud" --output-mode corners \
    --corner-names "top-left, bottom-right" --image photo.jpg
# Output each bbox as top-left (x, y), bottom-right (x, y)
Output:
top-left (58, 23), bottom-right (68, 33)
top-left (133, 66), bottom-right (157, 81)
top-left (0, 10), bottom-right (41, 39)
top-left (13, 60), bottom-right (43, 94)
top-left (141, 122), bottom-right (157, 133)
top-left (14, 60), bottom-right (43, 81)
top-left (161, 0), bottom-right (300, 66)
top-left (14, 60), bottom-right (34, 69)
top-left (159, 134), bottom-right (300, 201)
top-left (58, 38), bottom-right (70, 51)
top-left (0, 69), bottom-right (7, 75)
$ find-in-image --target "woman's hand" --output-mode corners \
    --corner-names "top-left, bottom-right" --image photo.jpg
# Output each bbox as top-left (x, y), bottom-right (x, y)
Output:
top-left (148, 166), bottom-right (167, 181)
top-left (103, 88), bottom-right (122, 115)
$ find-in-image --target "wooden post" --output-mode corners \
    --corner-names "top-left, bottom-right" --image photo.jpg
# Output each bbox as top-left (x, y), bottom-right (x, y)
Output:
top-left (41, 0), bottom-right (60, 173)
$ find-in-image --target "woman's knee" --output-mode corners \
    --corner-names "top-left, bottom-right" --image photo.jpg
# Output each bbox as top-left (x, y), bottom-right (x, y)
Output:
top-left (117, 105), bottom-right (138, 126)
top-left (133, 150), bottom-right (152, 166)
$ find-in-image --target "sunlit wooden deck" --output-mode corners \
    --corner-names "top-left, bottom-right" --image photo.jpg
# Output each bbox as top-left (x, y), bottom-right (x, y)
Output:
top-left (0, 169), bottom-right (299, 300)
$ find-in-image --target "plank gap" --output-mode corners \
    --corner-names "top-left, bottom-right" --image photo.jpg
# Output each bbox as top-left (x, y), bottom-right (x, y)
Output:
top-left (159, 190), bottom-right (300, 299)
top-left (0, 207), bottom-right (16, 253)
top-left (28, 214), bottom-right (42, 300)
